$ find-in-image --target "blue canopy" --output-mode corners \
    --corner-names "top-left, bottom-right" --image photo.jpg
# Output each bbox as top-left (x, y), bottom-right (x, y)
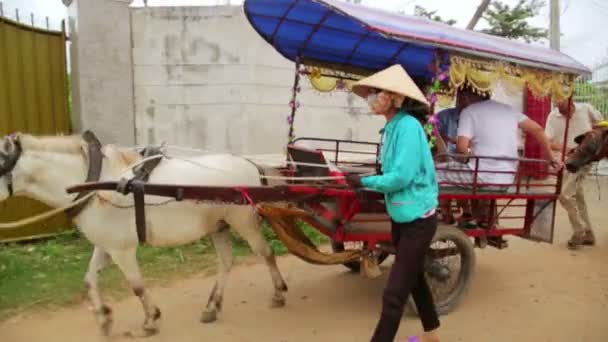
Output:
top-left (244, 0), bottom-right (590, 79)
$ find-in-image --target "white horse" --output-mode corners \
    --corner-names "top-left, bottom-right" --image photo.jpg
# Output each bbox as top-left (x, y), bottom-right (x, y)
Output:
top-left (0, 132), bottom-right (288, 337)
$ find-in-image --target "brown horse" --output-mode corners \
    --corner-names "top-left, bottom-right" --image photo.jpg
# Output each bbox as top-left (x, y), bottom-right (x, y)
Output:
top-left (565, 126), bottom-right (608, 173)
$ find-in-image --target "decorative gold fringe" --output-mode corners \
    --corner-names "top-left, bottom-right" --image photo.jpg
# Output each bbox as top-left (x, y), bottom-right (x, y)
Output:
top-left (449, 55), bottom-right (577, 102)
top-left (304, 57), bottom-right (578, 102)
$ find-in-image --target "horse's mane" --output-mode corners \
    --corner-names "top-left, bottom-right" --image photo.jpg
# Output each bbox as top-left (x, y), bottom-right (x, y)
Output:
top-left (19, 134), bottom-right (86, 155)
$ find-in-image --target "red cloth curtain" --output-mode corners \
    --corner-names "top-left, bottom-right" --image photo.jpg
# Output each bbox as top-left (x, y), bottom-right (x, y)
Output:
top-left (522, 87), bottom-right (552, 179)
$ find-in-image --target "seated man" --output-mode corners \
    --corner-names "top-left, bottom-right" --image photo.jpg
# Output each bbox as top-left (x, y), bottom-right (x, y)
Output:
top-left (436, 85), bottom-right (561, 228)
top-left (437, 105), bottom-right (460, 154)
top-left (436, 104), bottom-right (474, 226)
top-left (437, 86), bottom-right (560, 189)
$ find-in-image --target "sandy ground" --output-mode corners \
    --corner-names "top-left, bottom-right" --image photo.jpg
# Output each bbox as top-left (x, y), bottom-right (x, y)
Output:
top-left (2, 179), bottom-right (608, 342)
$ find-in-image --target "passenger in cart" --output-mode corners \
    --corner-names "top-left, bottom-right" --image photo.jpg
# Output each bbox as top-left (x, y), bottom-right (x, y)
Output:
top-left (435, 85), bottom-right (562, 230)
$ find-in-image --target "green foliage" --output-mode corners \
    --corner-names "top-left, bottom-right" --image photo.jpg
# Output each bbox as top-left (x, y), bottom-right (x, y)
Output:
top-left (481, 0), bottom-right (548, 42)
top-left (413, 5), bottom-right (457, 26)
top-left (0, 222), bottom-right (329, 320)
top-left (0, 231), bottom-right (218, 320)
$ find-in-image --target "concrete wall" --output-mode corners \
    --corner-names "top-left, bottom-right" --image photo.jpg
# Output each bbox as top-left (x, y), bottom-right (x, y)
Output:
top-left (67, 0), bottom-right (135, 145)
top-left (131, 6), bottom-right (384, 155)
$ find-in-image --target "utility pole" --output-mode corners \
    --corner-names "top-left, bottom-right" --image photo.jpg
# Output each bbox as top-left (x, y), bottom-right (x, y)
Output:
top-left (467, 0), bottom-right (491, 30)
top-left (550, 0), bottom-right (560, 50)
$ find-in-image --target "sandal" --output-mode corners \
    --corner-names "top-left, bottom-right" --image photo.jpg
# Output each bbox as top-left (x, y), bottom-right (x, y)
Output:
top-left (582, 230), bottom-right (596, 246)
top-left (567, 233), bottom-right (585, 250)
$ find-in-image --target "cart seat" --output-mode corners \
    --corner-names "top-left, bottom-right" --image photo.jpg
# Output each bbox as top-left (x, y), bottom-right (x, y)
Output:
top-left (287, 145), bottom-right (331, 178)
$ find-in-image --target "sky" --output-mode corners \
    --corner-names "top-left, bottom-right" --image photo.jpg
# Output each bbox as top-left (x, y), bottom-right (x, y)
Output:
top-left (3, 0), bottom-right (608, 68)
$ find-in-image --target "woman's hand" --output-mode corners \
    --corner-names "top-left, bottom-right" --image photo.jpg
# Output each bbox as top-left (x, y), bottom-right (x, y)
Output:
top-left (345, 174), bottom-right (364, 188)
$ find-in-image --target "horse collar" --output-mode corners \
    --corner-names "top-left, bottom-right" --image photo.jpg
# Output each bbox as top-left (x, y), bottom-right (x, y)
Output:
top-left (64, 131), bottom-right (104, 219)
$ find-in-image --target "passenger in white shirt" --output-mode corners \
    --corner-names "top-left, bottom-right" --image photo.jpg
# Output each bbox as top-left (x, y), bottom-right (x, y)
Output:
top-left (436, 86), bottom-right (560, 188)
top-left (545, 100), bottom-right (603, 249)
top-left (435, 86), bottom-right (561, 234)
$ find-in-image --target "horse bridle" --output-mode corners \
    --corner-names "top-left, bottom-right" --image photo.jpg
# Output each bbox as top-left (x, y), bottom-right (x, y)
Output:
top-left (573, 128), bottom-right (608, 163)
top-left (0, 136), bottom-right (22, 197)
top-left (0, 131), bottom-right (103, 218)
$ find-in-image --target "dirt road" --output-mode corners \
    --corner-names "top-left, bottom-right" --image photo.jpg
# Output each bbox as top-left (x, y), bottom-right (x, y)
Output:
top-left (2, 180), bottom-right (608, 342)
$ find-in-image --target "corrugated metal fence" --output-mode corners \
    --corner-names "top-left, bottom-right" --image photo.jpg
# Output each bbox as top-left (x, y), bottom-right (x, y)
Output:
top-left (0, 11), bottom-right (73, 242)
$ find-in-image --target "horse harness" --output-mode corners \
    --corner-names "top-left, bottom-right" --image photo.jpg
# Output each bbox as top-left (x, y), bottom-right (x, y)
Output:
top-left (64, 131), bottom-right (104, 219)
top-left (115, 145), bottom-right (165, 244)
top-left (68, 134), bottom-right (165, 244)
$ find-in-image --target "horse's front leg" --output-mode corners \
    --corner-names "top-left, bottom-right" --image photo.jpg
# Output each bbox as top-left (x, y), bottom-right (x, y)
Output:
top-left (110, 248), bottom-right (161, 337)
top-left (84, 246), bottom-right (113, 336)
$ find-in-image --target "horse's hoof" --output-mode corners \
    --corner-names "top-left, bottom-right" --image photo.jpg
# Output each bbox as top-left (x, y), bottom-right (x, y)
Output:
top-left (200, 310), bottom-right (218, 323)
top-left (279, 282), bottom-right (288, 292)
top-left (143, 327), bottom-right (159, 337)
top-left (98, 305), bottom-right (113, 336)
top-left (270, 296), bottom-right (286, 308)
top-left (100, 320), bottom-right (113, 337)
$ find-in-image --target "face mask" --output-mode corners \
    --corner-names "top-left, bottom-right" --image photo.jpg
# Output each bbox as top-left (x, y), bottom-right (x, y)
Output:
top-left (367, 93), bottom-right (379, 106)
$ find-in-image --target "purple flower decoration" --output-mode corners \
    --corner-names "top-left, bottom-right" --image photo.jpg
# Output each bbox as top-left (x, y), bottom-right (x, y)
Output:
top-left (336, 79), bottom-right (346, 90)
top-left (287, 115), bottom-right (294, 124)
top-left (431, 93), bottom-right (438, 104)
top-left (289, 101), bottom-right (300, 109)
top-left (438, 71), bottom-right (449, 81)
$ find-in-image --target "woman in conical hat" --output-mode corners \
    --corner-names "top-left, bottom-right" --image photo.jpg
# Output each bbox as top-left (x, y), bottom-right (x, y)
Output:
top-left (346, 64), bottom-right (441, 342)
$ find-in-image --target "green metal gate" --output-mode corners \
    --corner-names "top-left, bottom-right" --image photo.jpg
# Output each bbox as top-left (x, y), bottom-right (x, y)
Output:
top-left (0, 14), bottom-right (73, 242)
top-left (574, 77), bottom-right (608, 119)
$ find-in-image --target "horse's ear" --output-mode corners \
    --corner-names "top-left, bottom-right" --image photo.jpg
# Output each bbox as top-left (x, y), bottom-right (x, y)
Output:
top-left (574, 132), bottom-right (586, 145)
top-left (3, 137), bottom-right (16, 154)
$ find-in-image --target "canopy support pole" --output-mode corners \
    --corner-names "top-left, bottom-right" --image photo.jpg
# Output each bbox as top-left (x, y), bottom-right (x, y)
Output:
top-left (287, 58), bottom-right (302, 151)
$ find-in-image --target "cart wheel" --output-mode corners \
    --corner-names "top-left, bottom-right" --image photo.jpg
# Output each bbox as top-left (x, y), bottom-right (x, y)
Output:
top-left (331, 241), bottom-right (390, 273)
top-left (406, 224), bottom-right (476, 317)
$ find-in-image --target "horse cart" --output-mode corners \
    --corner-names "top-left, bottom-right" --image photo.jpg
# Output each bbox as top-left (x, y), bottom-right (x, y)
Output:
top-left (65, 0), bottom-right (591, 317)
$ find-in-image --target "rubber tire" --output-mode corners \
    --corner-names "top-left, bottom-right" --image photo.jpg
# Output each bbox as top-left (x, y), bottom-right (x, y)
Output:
top-left (405, 224), bottom-right (476, 317)
top-left (331, 241), bottom-right (390, 273)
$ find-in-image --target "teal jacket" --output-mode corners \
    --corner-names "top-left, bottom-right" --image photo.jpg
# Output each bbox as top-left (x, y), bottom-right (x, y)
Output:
top-left (362, 111), bottom-right (438, 223)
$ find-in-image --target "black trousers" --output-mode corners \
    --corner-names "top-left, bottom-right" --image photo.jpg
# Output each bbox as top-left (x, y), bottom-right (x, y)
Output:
top-left (370, 214), bottom-right (440, 342)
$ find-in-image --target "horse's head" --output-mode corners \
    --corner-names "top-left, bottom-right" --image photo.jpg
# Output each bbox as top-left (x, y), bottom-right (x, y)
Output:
top-left (565, 127), bottom-right (608, 173)
top-left (0, 133), bottom-right (23, 201)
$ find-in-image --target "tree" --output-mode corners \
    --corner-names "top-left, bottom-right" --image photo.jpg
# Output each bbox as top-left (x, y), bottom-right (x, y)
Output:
top-left (467, 0), bottom-right (492, 30)
top-left (413, 5), bottom-right (457, 26)
top-left (481, 0), bottom-right (548, 42)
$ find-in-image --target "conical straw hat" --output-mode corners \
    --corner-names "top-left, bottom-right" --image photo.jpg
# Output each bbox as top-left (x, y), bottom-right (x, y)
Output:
top-left (352, 64), bottom-right (429, 107)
